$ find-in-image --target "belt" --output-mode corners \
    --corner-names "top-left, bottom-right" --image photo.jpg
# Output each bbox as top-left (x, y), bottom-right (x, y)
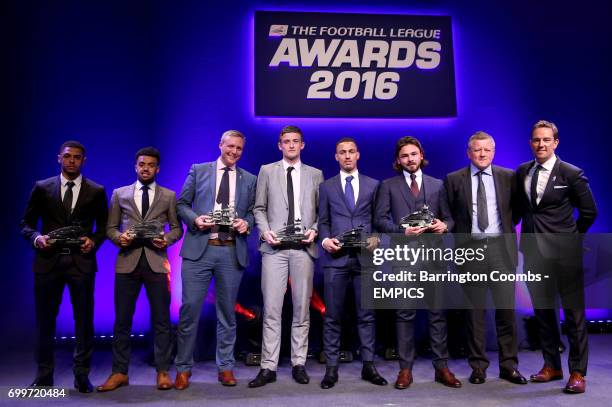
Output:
top-left (277, 242), bottom-right (305, 251)
top-left (208, 238), bottom-right (235, 247)
top-left (58, 247), bottom-right (75, 255)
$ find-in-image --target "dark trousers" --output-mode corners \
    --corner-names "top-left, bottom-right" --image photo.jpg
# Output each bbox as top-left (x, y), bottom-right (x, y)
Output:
top-left (396, 309), bottom-right (448, 370)
top-left (323, 257), bottom-right (375, 367)
top-left (112, 251), bottom-right (172, 374)
top-left (34, 255), bottom-right (95, 379)
top-left (461, 238), bottom-right (518, 372)
top-left (525, 253), bottom-right (588, 375)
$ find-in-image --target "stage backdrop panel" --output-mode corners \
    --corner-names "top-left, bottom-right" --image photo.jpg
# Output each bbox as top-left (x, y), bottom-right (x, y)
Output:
top-left (255, 10), bottom-right (456, 118)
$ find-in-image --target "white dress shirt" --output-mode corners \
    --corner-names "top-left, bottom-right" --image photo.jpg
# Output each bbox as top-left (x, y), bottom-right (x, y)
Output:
top-left (282, 159), bottom-right (302, 222)
top-left (340, 169), bottom-right (359, 205)
top-left (403, 168), bottom-right (422, 191)
top-left (134, 180), bottom-right (156, 216)
top-left (213, 158), bottom-right (237, 211)
top-left (525, 155), bottom-right (557, 205)
top-left (60, 173), bottom-right (82, 211)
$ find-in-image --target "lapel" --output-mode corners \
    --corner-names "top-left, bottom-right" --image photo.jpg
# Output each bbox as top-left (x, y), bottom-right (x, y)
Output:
top-left (539, 157), bottom-right (561, 207)
top-left (71, 177), bottom-right (88, 221)
top-left (52, 176), bottom-right (67, 221)
top-left (145, 183), bottom-right (162, 220)
top-left (208, 162), bottom-right (217, 210)
top-left (462, 167), bottom-right (473, 227)
top-left (126, 183), bottom-right (141, 219)
top-left (491, 166), bottom-right (505, 218)
top-left (521, 162), bottom-right (533, 208)
top-left (355, 174), bottom-right (366, 210)
top-left (234, 167), bottom-right (243, 211)
top-left (276, 161), bottom-right (289, 206)
top-left (299, 164), bottom-right (308, 212)
top-left (333, 174), bottom-right (351, 213)
top-left (398, 175), bottom-right (415, 211)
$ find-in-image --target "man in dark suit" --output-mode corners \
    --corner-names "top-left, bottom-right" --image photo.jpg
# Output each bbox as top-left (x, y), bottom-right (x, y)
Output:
top-left (445, 131), bottom-right (526, 385)
top-left (174, 130), bottom-right (256, 389)
top-left (97, 147), bottom-right (183, 392)
top-left (375, 136), bottom-right (461, 389)
top-left (318, 137), bottom-right (387, 389)
top-left (517, 120), bottom-right (597, 394)
top-left (20, 140), bottom-right (108, 392)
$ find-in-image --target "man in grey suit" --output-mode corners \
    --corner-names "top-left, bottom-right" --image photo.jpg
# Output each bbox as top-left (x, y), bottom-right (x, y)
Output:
top-left (248, 125), bottom-right (324, 387)
top-left (97, 147), bottom-right (182, 392)
top-left (174, 130), bottom-right (257, 389)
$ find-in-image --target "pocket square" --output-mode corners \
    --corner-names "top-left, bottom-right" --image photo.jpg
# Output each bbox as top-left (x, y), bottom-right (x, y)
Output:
top-left (553, 185), bottom-right (568, 189)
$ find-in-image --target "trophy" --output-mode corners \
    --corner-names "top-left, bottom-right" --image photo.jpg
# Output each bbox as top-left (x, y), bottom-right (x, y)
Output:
top-left (400, 205), bottom-right (436, 228)
top-left (126, 220), bottom-right (164, 240)
top-left (334, 226), bottom-right (369, 248)
top-left (47, 225), bottom-right (86, 246)
top-left (274, 219), bottom-right (307, 242)
top-left (205, 205), bottom-right (237, 227)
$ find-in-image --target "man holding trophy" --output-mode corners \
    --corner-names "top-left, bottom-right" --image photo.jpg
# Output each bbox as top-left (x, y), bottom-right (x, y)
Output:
top-left (97, 147), bottom-right (183, 392)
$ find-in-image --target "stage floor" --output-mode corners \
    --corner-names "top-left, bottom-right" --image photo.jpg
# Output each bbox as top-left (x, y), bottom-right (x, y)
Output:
top-left (1, 335), bottom-right (610, 406)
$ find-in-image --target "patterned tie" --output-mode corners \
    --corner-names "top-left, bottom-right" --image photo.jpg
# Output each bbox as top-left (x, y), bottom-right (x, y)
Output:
top-left (63, 181), bottom-right (75, 215)
top-left (141, 184), bottom-right (150, 218)
top-left (345, 175), bottom-right (355, 211)
top-left (530, 164), bottom-right (542, 208)
top-left (476, 171), bottom-right (489, 232)
top-left (287, 167), bottom-right (295, 226)
top-left (410, 173), bottom-right (419, 197)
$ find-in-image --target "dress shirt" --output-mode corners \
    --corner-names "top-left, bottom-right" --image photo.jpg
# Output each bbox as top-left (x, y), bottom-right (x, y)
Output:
top-left (340, 169), bottom-right (359, 206)
top-left (282, 159), bottom-right (302, 223)
top-left (134, 180), bottom-right (156, 217)
top-left (524, 155), bottom-right (557, 206)
top-left (470, 164), bottom-right (502, 235)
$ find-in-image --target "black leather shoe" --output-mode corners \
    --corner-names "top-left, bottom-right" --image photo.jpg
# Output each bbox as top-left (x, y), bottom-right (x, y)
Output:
top-left (74, 375), bottom-right (94, 393)
top-left (469, 368), bottom-right (486, 384)
top-left (248, 369), bottom-right (277, 388)
top-left (500, 369), bottom-right (527, 385)
top-left (292, 365), bottom-right (310, 384)
top-left (361, 363), bottom-right (388, 386)
top-left (320, 366), bottom-right (338, 389)
top-left (30, 376), bottom-right (54, 387)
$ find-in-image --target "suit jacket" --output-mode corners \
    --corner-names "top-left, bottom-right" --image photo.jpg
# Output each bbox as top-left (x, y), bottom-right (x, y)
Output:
top-left (445, 165), bottom-right (518, 266)
top-left (20, 175), bottom-right (108, 273)
top-left (318, 173), bottom-right (380, 267)
top-left (107, 183), bottom-right (183, 274)
top-left (516, 157), bottom-right (597, 257)
top-left (177, 161), bottom-right (256, 268)
top-left (374, 173), bottom-right (453, 233)
top-left (254, 160), bottom-right (324, 259)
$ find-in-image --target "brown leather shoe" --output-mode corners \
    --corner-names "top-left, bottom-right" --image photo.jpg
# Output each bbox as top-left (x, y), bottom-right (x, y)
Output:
top-left (174, 371), bottom-right (191, 390)
top-left (157, 371), bottom-right (173, 390)
top-left (530, 366), bottom-right (563, 382)
top-left (96, 373), bottom-right (129, 392)
top-left (218, 370), bottom-right (237, 386)
top-left (394, 368), bottom-right (413, 390)
top-left (564, 372), bottom-right (586, 394)
top-left (435, 367), bottom-right (462, 388)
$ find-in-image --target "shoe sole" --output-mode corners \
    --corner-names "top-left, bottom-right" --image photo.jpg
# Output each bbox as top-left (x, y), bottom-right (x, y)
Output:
top-left (530, 376), bottom-right (563, 383)
top-left (96, 381), bottom-right (129, 392)
top-left (435, 378), bottom-right (462, 388)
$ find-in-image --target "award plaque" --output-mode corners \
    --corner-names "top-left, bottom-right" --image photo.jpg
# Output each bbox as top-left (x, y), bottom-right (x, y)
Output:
top-left (126, 220), bottom-right (164, 239)
top-left (400, 205), bottom-right (436, 228)
top-left (205, 206), bottom-right (237, 227)
top-left (334, 226), bottom-right (369, 248)
top-left (47, 225), bottom-right (86, 246)
top-left (274, 219), bottom-right (307, 242)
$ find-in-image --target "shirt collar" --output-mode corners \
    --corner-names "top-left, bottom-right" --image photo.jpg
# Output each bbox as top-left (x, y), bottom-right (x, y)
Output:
top-left (60, 173), bottom-right (82, 187)
top-left (217, 157), bottom-right (236, 171)
top-left (282, 159), bottom-right (301, 171)
top-left (403, 168), bottom-right (422, 180)
top-left (136, 180), bottom-right (156, 190)
top-left (340, 169), bottom-right (359, 182)
top-left (470, 164), bottom-right (492, 176)
top-left (536, 155), bottom-right (557, 172)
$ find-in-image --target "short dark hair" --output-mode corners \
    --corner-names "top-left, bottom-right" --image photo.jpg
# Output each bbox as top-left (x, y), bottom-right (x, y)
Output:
top-left (335, 137), bottom-right (358, 151)
top-left (135, 146), bottom-right (161, 165)
top-left (59, 140), bottom-right (86, 156)
top-left (393, 136), bottom-right (429, 172)
top-left (532, 120), bottom-right (559, 140)
top-left (279, 125), bottom-right (303, 142)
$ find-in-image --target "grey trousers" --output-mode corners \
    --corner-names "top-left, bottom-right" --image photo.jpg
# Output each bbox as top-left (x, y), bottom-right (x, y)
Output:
top-left (260, 249), bottom-right (314, 370)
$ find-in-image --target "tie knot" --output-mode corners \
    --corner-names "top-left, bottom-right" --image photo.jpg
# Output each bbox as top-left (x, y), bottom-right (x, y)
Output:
top-left (287, 166), bottom-right (294, 173)
top-left (477, 170), bottom-right (486, 177)
top-left (222, 166), bottom-right (231, 172)
top-left (410, 173), bottom-right (416, 181)
top-left (141, 184), bottom-right (149, 191)
top-left (346, 175), bottom-right (354, 183)
top-left (66, 181), bottom-right (75, 189)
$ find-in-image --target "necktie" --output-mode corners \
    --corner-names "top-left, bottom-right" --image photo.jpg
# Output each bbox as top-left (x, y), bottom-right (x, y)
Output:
top-left (287, 167), bottom-right (295, 226)
top-left (345, 175), bottom-right (355, 211)
top-left (530, 164), bottom-right (542, 208)
top-left (410, 173), bottom-right (419, 197)
top-left (63, 181), bottom-right (75, 215)
top-left (216, 167), bottom-right (230, 208)
top-left (141, 185), bottom-right (150, 218)
top-left (476, 171), bottom-right (489, 232)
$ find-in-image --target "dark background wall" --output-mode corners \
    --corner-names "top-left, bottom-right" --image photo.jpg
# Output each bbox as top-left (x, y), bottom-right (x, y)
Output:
top-left (4, 0), bottom-right (612, 355)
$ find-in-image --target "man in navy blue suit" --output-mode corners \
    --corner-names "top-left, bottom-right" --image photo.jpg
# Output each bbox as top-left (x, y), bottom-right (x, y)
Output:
top-left (375, 136), bottom-right (461, 390)
top-left (174, 130), bottom-right (257, 389)
top-left (318, 138), bottom-right (388, 389)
